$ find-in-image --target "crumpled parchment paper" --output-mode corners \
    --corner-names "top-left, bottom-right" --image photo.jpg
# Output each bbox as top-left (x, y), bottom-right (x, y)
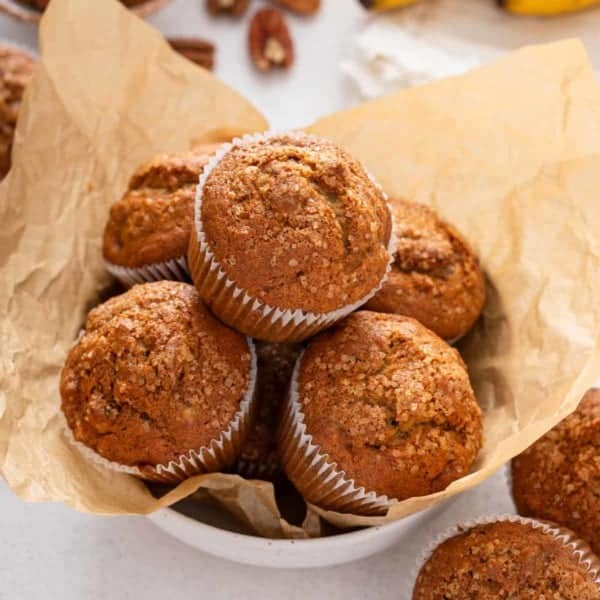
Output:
top-left (2, 0), bottom-right (600, 537)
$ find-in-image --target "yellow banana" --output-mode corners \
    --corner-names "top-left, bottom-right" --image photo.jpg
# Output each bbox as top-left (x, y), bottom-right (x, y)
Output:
top-left (358, 0), bottom-right (421, 10)
top-left (500, 0), bottom-right (600, 15)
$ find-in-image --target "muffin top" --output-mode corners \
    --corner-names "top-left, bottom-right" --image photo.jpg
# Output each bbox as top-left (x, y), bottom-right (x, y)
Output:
top-left (199, 134), bottom-right (392, 314)
top-left (237, 341), bottom-right (300, 474)
top-left (103, 146), bottom-right (217, 268)
top-left (512, 388), bottom-right (600, 555)
top-left (0, 45), bottom-right (34, 179)
top-left (413, 520), bottom-right (599, 599)
top-left (366, 198), bottom-right (485, 341)
top-left (297, 311), bottom-right (482, 500)
top-left (60, 281), bottom-right (252, 469)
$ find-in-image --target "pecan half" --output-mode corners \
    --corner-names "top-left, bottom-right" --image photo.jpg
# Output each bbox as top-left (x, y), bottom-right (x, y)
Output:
top-left (272, 0), bottom-right (320, 14)
top-left (206, 0), bottom-right (249, 17)
top-left (168, 38), bottom-right (215, 71)
top-left (248, 8), bottom-right (294, 71)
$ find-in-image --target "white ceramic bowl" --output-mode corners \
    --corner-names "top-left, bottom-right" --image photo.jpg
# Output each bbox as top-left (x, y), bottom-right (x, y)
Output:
top-left (148, 501), bottom-right (435, 569)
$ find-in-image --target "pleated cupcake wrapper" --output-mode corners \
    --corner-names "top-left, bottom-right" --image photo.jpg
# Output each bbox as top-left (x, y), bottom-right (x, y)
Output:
top-left (104, 255), bottom-right (189, 289)
top-left (278, 351), bottom-right (392, 516)
top-left (62, 337), bottom-right (258, 484)
top-left (409, 514), bottom-right (600, 600)
top-left (189, 130), bottom-right (398, 343)
top-left (0, 0), bottom-right (171, 22)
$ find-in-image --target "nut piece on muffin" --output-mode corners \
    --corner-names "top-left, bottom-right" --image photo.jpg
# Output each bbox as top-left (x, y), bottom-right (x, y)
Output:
top-left (413, 519), bottom-right (600, 599)
top-left (0, 45), bottom-right (34, 179)
top-left (235, 341), bottom-right (300, 479)
top-left (511, 388), bottom-right (600, 555)
top-left (366, 198), bottom-right (485, 342)
top-left (103, 145), bottom-right (218, 286)
top-left (279, 311), bottom-right (483, 514)
top-left (60, 281), bottom-right (256, 482)
top-left (188, 133), bottom-right (394, 343)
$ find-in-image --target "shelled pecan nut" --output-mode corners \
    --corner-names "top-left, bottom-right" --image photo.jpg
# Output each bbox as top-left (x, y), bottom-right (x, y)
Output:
top-left (168, 38), bottom-right (215, 71)
top-left (248, 8), bottom-right (294, 71)
top-left (206, 0), bottom-right (250, 17)
top-left (272, 0), bottom-right (320, 14)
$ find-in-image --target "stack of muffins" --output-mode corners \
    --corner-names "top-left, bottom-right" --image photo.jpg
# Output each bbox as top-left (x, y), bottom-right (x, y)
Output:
top-left (60, 132), bottom-right (599, 594)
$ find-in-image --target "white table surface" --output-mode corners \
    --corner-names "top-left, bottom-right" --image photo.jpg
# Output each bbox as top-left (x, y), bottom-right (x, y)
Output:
top-left (0, 1), bottom-right (597, 599)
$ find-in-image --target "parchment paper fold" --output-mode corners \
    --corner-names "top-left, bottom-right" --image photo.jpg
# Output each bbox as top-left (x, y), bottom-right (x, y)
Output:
top-left (1, 0), bottom-right (600, 536)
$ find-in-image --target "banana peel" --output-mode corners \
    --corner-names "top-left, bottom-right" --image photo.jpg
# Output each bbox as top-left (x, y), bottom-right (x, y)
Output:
top-left (358, 0), bottom-right (421, 10)
top-left (499, 0), bottom-right (600, 16)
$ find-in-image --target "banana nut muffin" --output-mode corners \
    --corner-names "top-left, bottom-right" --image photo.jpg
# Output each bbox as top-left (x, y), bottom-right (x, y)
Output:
top-left (413, 520), bottom-right (600, 599)
top-left (235, 341), bottom-right (300, 479)
top-left (282, 311), bottom-right (482, 505)
top-left (366, 198), bottom-right (485, 341)
top-left (0, 45), bottom-right (34, 179)
top-left (60, 281), bottom-right (255, 480)
top-left (512, 388), bottom-right (600, 555)
top-left (189, 133), bottom-right (393, 342)
top-left (103, 145), bottom-right (218, 278)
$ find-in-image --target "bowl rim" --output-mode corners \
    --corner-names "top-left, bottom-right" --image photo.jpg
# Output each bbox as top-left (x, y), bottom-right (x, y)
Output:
top-left (149, 505), bottom-right (411, 548)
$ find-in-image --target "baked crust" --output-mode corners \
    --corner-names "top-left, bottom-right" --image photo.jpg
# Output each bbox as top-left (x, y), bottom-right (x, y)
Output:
top-left (413, 521), bottom-right (600, 599)
top-left (297, 311), bottom-right (482, 500)
top-left (60, 281), bottom-right (251, 468)
top-left (103, 145), bottom-right (218, 268)
top-left (199, 134), bottom-right (392, 313)
top-left (366, 198), bottom-right (485, 340)
top-left (0, 45), bottom-right (34, 179)
top-left (512, 388), bottom-right (600, 555)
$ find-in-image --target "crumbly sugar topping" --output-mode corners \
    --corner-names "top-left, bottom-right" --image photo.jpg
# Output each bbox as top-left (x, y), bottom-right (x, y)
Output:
top-left (60, 281), bottom-right (251, 468)
top-left (512, 389), bottom-right (600, 555)
top-left (200, 134), bottom-right (392, 313)
top-left (298, 311), bottom-right (482, 500)
top-left (413, 521), bottom-right (599, 599)
top-left (367, 198), bottom-right (485, 340)
top-left (103, 147), bottom-right (217, 267)
top-left (0, 46), bottom-right (34, 179)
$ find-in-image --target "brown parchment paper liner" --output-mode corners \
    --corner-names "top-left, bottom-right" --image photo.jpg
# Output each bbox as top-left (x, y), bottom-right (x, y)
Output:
top-left (279, 350), bottom-right (391, 515)
top-left (188, 131), bottom-right (397, 343)
top-left (61, 338), bottom-right (258, 483)
top-left (408, 514), bottom-right (600, 600)
top-left (104, 255), bottom-right (189, 288)
top-left (0, 0), bottom-right (171, 22)
top-left (2, 0), bottom-right (600, 538)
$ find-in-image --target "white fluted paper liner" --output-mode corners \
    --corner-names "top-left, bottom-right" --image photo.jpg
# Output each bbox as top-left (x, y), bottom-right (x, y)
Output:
top-left (189, 130), bottom-right (398, 343)
top-left (278, 350), bottom-right (392, 515)
top-left (61, 337), bottom-right (258, 484)
top-left (409, 514), bottom-right (600, 599)
top-left (104, 255), bottom-right (189, 288)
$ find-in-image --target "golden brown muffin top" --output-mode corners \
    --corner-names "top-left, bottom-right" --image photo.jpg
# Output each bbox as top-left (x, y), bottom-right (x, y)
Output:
top-left (413, 521), bottom-right (600, 599)
top-left (60, 281), bottom-right (252, 469)
top-left (237, 341), bottom-right (300, 475)
top-left (512, 389), bottom-right (600, 555)
top-left (366, 198), bottom-right (485, 341)
top-left (199, 134), bottom-right (392, 314)
top-left (103, 146), bottom-right (218, 268)
top-left (297, 311), bottom-right (482, 500)
top-left (0, 45), bottom-right (34, 179)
